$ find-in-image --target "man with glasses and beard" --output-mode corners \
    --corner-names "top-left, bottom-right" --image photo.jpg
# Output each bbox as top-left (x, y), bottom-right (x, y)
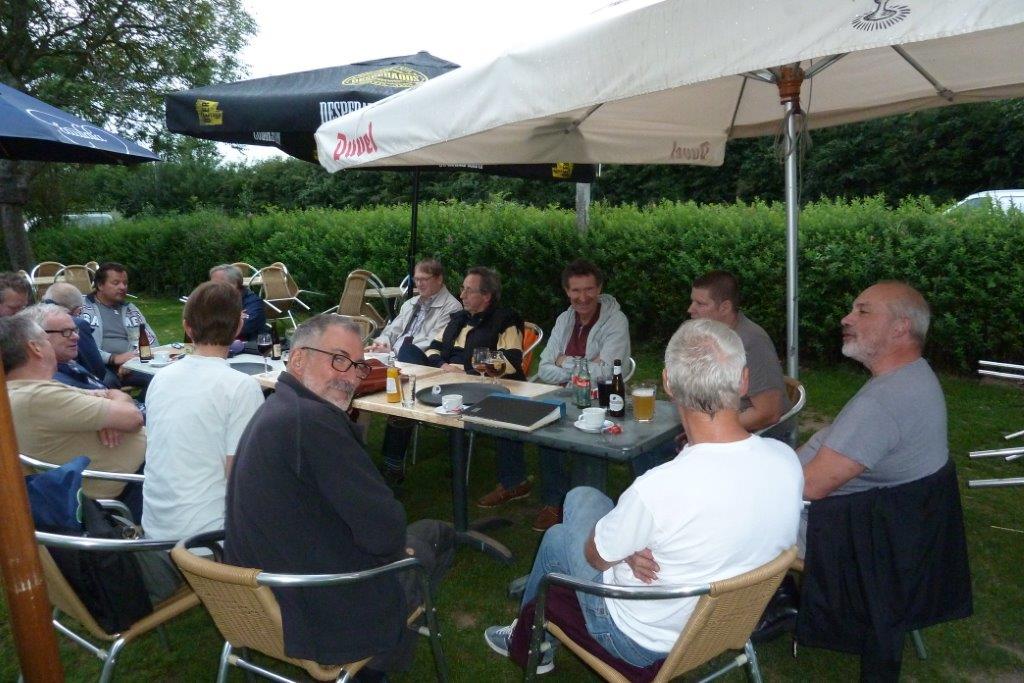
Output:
top-left (226, 315), bottom-right (454, 680)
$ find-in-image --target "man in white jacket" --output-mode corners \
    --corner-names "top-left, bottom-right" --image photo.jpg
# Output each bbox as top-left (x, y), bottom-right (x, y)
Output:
top-left (526, 260), bottom-right (631, 531)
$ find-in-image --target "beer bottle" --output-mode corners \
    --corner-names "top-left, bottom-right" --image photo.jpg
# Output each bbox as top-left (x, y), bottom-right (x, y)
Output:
top-left (271, 321), bottom-right (282, 360)
top-left (137, 322), bottom-right (153, 363)
top-left (609, 359), bottom-right (626, 418)
top-left (386, 356), bottom-right (402, 403)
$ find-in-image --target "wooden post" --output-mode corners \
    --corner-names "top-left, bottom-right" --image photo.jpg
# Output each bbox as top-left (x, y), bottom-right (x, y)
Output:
top-left (0, 360), bottom-right (64, 681)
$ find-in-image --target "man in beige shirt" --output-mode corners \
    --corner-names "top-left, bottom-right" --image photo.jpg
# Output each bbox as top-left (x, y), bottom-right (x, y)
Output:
top-left (2, 313), bottom-right (145, 518)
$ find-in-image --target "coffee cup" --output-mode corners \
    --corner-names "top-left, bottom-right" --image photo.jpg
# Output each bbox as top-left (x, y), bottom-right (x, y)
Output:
top-left (153, 350), bottom-right (170, 365)
top-left (578, 406), bottom-right (606, 430)
top-left (441, 394), bottom-right (463, 413)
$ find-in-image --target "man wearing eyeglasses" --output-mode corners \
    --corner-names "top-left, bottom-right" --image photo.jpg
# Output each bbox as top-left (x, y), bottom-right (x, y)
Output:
top-left (226, 315), bottom-right (454, 678)
top-left (366, 258), bottom-right (462, 356)
top-left (42, 282), bottom-right (108, 384)
top-left (2, 312), bottom-right (146, 518)
top-left (20, 303), bottom-right (113, 393)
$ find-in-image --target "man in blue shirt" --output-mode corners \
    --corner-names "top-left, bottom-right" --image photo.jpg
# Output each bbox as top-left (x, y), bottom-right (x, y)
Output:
top-left (209, 264), bottom-right (266, 343)
top-left (42, 282), bottom-right (107, 381)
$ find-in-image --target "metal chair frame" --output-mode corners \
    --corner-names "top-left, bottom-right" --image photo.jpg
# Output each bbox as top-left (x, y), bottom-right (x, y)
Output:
top-left (172, 531), bottom-right (449, 683)
top-left (27, 524), bottom-right (197, 683)
top-left (525, 547), bottom-right (797, 682)
top-left (754, 376), bottom-right (806, 438)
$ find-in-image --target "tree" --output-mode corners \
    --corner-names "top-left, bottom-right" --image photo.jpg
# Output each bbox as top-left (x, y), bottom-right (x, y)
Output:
top-left (0, 0), bottom-right (256, 268)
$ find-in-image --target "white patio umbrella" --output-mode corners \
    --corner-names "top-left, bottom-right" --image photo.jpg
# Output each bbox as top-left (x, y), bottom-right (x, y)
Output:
top-left (314, 0), bottom-right (1024, 376)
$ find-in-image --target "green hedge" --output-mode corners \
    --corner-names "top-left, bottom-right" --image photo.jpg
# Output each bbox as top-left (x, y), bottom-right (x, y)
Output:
top-left (31, 197), bottom-right (1024, 372)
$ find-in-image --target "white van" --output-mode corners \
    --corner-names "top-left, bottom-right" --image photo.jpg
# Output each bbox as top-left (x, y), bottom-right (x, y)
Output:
top-left (951, 190), bottom-right (1024, 212)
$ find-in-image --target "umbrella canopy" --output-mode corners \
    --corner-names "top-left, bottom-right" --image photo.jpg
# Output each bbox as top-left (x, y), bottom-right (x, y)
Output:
top-left (167, 51), bottom-right (460, 162)
top-left (314, 0), bottom-right (1024, 169)
top-left (314, 0), bottom-right (1024, 374)
top-left (0, 83), bottom-right (159, 164)
top-left (166, 50), bottom-right (594, 181)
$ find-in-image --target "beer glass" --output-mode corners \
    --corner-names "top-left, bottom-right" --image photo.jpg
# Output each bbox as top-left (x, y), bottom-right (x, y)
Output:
top-left (631, 383), bottom-right (656, 422)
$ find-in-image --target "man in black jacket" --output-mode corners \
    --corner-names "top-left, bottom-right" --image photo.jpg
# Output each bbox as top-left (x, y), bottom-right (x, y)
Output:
top-left (381, 266), bottom-right (527, 489)
top-left (225, 315), bottom-right (454, 677)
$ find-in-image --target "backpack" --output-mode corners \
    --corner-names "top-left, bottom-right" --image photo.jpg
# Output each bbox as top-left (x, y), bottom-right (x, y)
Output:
top-left (26, 458), bottom-right (154, 632)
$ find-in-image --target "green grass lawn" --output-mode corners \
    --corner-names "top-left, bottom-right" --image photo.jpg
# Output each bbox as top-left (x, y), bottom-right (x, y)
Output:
top-left (2, 297), bottom-right (1023, 681)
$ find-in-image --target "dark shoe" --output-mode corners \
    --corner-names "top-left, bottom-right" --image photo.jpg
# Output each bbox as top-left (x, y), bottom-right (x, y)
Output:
top-left (531, 505), bottom-right (562, 532)
top-left (750, 574), bottom-right (800, 643)
top-left (477, 479), bottom-right (533, 508)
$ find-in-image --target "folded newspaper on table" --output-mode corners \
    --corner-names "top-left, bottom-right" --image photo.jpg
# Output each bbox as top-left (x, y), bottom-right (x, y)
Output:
top-left (460, 395), bottom-right (565, 432)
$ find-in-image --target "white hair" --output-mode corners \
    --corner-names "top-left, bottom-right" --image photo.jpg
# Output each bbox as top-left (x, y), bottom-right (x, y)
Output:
top-left (664, 318), bottom-right (746, 415)
top-left (17, 303), bottom-right (68, 329)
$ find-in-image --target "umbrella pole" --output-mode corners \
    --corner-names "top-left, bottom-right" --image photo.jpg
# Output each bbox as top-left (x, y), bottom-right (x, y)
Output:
top-left (408, 170), bottom-right (420, 294)
top-left (784, 100), bottom-right (800, 379)
top-left (778, 65), bottom-right (804, 380)
top-left (0, 366), bottom-right (65, 681)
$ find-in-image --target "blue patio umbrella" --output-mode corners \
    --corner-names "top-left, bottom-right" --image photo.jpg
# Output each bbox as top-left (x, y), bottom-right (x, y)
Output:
top-left (0, 83), bottom-right (159, 164)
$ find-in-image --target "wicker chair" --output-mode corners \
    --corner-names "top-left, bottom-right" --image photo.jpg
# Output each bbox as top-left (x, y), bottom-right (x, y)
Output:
top-left (30, 527), bottom-right (198, 683)
top-left (325, 269), bottom-right (391, 329)
top-left (330, 313), bottom-right (379, 344)
top-left (256, 264), bottom-right (315, 329)
top-left (524, 546), bottom-right (798, 682)
top-left (171, 531), bottom-right (449, 683)
top-left (55, 264), bottom-right (95, 295)
top-left (232, 262), bottom-right (260, 287)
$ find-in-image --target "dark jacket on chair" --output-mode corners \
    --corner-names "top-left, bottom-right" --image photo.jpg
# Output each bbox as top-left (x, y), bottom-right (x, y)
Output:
top-left (796, 459), bottom-right (972, 680)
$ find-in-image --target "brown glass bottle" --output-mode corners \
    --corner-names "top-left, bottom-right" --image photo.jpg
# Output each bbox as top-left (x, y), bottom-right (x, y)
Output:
top-left (138, 322), bottom-right (153, 363)
top-left (271, 321), bottom-right (282, 360)
top-left (608, 359), bottom-right (626, 417)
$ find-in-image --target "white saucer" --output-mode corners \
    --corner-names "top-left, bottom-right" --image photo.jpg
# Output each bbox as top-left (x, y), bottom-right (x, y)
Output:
top-left (148, 360), bottom-right (172, 368)
top-left (574, 419), bottom-right (613, 433)
top-left (434, 406), bottom-right (464, 416)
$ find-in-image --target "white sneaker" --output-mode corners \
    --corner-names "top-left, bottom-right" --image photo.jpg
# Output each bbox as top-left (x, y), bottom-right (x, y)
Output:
top-left (483, 619), bottom-right (555, 675)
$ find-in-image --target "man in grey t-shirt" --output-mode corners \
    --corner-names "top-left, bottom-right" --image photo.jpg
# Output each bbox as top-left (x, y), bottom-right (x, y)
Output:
top-left (688, 271), bottom-right (791, 439)
top-left (799, 281), bottom-right (948, 504)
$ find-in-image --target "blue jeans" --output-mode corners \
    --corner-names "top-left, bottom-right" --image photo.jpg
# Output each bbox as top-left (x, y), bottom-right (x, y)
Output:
top-left (520, 487), bottom-right (664, 668)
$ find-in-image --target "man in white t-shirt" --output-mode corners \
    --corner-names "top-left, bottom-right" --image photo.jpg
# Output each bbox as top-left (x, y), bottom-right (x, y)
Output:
top-left (141, 281), bottom-right (264, 541)
top-left (484, 318), bottom-right (803, 672)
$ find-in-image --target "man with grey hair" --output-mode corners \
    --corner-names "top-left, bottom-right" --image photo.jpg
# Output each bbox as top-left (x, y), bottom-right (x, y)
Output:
top-left (799, 281), bottom-right (947, 506)
top-left (1, 314), bottom-right (145, 517)
top-left (19, 303), bottom-right (107, 392)
top-left (209, 264), bottom-right (265, 342)
top-left (41, 283), bottom-right (107, 382)
top-left (368, 258), bottom-right (462, 357)
top-left (484, 319), bottom-right (803, 673)
top-left (0, 271), bottom-right (31, 317)
top-left (226, 314), bottom-right (454, 677)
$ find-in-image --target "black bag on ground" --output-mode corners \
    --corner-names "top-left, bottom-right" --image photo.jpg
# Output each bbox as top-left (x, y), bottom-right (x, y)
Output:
top-left (43, 498), bottom-right (154, 632)
top-left (750, 573), bottom-right (800, 643)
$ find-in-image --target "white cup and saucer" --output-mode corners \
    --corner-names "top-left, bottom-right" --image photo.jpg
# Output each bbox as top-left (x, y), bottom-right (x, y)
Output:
top-left (435, 394), bottom-right (464, 415)
top-left (150, 350), bottom-right (172, 367)
top-left (575, 407), bottom-right (611, 433)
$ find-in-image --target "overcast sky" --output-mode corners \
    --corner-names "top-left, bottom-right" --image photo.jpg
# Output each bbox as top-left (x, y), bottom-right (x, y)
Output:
top-left (219, 0), bottom-right (617, 163)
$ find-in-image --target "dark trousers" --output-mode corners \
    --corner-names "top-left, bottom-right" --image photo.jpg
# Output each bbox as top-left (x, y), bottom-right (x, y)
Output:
top-left (368, 520), bottom-right (455, 673)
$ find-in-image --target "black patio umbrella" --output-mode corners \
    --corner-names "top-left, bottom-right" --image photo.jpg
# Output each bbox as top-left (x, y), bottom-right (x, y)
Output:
top-left (0, 83), bottom-right (159, 164)
top-left (166, 52), bottom-right (594, 286)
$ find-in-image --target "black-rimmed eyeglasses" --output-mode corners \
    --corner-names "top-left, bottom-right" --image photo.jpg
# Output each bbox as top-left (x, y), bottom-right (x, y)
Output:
top-left (44, 328), bottom-right (79, 338)
top-left (301, 347), bottom-right (373, 378)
